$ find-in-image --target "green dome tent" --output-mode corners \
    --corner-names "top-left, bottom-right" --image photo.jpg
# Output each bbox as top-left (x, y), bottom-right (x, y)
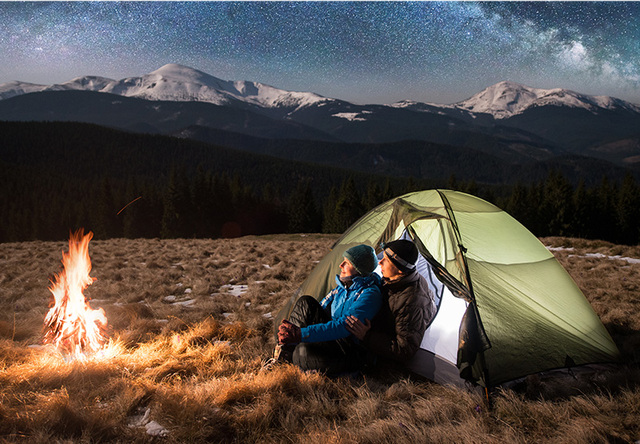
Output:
top-left (276, 189), bottom-right (619, 388)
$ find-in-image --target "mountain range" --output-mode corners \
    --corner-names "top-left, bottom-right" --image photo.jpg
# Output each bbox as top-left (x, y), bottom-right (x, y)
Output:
top-left (1, 63), bottom-right (640, 174)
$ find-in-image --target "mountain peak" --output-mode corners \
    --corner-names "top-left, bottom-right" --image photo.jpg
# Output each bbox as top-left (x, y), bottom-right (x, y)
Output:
top-left (456, 81), bottom-right (541, 118)
top-left (456, 81), bottom-right (640, 118)
top-left (148, 64), bottom-right (223, 86)
top-left (103, 64), bottom-right (328, 110)
top-left (151, 63), bottom-right (201, 75)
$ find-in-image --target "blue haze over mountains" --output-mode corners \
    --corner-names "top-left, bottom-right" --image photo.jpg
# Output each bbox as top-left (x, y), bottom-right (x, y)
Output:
top-left (1, 64), bottom-right (639, 183)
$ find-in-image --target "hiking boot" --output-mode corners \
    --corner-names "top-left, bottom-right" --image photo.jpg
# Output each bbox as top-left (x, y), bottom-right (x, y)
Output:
top-left (273, 343), bottom-right (283, 361)
top-left (260, 344), bottom-right (294, 371)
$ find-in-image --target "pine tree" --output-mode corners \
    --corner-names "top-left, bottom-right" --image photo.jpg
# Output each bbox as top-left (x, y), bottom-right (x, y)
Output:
top-left (593, 176), bottom-right (616, 242)
top-left (505, 183), bottom-right (529, 227)
top-left (322, 186), bottom-right (340, 233)
top-left (447, 174), bottom-right (458, 191)
top-left (161, 166), bottom-right (193, 238)
top-left (287, 178), bottom-right (320, 233)
top-left (404, 177), bottom-right (419, 194)
top-left (541, 170), bottom-right (574, 236)
top-left (92, 177), bottom-right (121, 239)
top-left (464, 180), bottom-right (479, 196)
top-left (333, 177), bottom-right (364, 232)
top-left (363, 180), bottom-right (383, 211)
top-left (191, 166), bottom-right (214, 238)
top-left (381, 178), bottom-right (395, 202)
top-left (616, 173), bottom-right (640, 244)
top-left (121, 178), bottom-right (149, 239)
top-left (572, 179), bottom-right (592, 240)
top-left (525, 182), bottom-right (545, 236)
top-left (210, 172), bottom-right (233, 238)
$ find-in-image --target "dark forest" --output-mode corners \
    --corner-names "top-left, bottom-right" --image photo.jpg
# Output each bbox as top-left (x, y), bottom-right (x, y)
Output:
top-left (2, 121), bottom-right (639, 245)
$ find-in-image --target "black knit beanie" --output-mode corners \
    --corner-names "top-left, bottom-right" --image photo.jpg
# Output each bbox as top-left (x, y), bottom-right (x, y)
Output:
top-left (383, 240), bottom-right (418, 272)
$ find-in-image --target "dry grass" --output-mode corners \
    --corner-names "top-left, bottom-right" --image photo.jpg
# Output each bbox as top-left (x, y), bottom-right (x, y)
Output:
top-left (0, 234), bottom-right (639, 443)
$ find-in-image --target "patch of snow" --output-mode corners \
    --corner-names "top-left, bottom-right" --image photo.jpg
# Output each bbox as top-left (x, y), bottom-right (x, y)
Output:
top-left (164, 295), bottom-right (196, 306)
top-left (262, 312), bottom-right (273, 319)
top-left (546, 246), bottom-right (640, 264)
top-left (184, 288), bottom-right (192, 294)
top-left (128, 407), bottom-right (169, 438)
top-left (172, 299), bottom-right (196, 307)
top-left (128, 407), bottom-right (151, 428)
top-left (145, 421), bottom-right (169, 438)
top-left (332, 112), bottom-right (367, 121)
top-left (546, 246), bottom-right (575, 252)
top-left (220, 284), bottom-right (249, 297)
top-left (579, 253), bottom-right (640, 264)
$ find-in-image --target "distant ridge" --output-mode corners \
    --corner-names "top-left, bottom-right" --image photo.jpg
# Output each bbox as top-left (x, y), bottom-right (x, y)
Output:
top-left (2, 64), bottom-right (638, 118)
top-left (1, 64), bottom-right (640, 167)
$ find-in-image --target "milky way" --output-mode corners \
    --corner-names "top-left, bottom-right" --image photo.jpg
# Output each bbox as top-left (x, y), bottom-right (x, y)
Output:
top-left (1, 2), bottom-right (638, 105)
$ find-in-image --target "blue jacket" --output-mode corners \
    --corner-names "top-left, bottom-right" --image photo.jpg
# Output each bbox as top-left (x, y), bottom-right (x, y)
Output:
top-left (300, 273), bottom-right (382, 343)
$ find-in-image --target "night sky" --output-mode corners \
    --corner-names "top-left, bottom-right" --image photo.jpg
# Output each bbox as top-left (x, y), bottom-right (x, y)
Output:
top-left (1, 1), bottom-right (639, 105)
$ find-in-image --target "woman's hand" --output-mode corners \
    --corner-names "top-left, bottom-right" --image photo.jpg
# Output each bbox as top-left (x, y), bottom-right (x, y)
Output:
top-left (345, 315), bottom-right (371, 340)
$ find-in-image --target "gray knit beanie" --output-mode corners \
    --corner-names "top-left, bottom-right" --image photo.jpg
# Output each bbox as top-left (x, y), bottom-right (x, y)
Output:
top-left (343, 244), bottom-right (377, 276)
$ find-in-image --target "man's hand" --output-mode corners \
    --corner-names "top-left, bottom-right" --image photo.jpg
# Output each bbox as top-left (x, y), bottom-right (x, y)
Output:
top-left (278, 319), bottom-right (301, 345)
top-left (345, 315), bottom-right (371, 341)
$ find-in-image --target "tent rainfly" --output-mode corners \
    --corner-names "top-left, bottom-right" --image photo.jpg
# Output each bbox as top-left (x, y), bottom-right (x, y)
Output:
top-left (276, 190), bottom-right (620, 388)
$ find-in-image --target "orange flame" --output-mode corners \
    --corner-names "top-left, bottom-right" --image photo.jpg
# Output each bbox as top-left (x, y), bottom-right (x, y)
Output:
top-left (43, 229), bottom-right (107, 359)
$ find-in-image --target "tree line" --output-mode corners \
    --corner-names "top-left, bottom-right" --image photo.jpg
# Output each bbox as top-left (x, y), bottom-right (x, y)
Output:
top-left (3, 160), bottom-right (640, 245)
top-left (2, 121), bottom-right (640, 245)
top-left (496, 171), bottom-right (640, 245)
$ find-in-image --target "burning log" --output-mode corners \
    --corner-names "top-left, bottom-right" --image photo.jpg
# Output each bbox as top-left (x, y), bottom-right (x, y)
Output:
top-left (43, 229), bottom-right (107, 359)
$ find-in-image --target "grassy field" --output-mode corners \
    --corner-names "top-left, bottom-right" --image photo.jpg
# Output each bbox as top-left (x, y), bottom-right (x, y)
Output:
top-left (0, 234), bottom-right (639, 443)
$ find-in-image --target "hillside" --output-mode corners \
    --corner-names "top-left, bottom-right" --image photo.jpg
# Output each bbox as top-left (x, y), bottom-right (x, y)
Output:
top-left (0, 235), bottom-right (638, 442)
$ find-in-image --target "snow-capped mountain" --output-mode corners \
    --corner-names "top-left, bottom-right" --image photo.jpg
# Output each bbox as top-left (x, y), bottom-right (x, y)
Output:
top-left (0, 80), bottom-right (49, 100)
top-left (0, 64), bottom-right (330, 112)
top-left (3, 65), bottom-right (639, 119)
top-left (2, 64), bottom-right (640, 166)
top-left (454, 80), bottom-right (640, 119)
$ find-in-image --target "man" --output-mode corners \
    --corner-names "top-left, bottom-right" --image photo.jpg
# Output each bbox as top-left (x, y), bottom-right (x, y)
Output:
top-left (346, 239), bottom-right (436, 363)
top-left (276, 244), bottom-right (382, 376)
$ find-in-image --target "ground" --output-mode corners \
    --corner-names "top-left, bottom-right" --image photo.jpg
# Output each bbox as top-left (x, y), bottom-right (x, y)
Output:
top-left (0, 234), bottom-right (638, 443)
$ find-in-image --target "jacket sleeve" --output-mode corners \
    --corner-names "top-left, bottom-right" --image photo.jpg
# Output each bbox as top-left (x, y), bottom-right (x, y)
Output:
top-left (300, 285), bottom-right (382, 343)
top-left (363, 296), bottom-right (428, 362)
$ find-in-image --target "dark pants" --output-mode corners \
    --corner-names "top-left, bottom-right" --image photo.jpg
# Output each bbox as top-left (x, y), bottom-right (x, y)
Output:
top-left (285, 295), bottom-right (366, 376)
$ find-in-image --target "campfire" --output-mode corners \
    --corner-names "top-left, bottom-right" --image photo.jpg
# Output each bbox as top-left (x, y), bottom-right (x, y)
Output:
top-left (43, 229), bottom-right (108, 360)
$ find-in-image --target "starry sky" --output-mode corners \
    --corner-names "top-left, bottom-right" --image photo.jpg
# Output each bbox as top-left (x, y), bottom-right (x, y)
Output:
top-left (1, 1), bottom-right (639, 105)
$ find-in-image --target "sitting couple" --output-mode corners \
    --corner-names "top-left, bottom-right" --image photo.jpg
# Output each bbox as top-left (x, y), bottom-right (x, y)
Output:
top-left (276, 240), bottom-right (436, 376)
